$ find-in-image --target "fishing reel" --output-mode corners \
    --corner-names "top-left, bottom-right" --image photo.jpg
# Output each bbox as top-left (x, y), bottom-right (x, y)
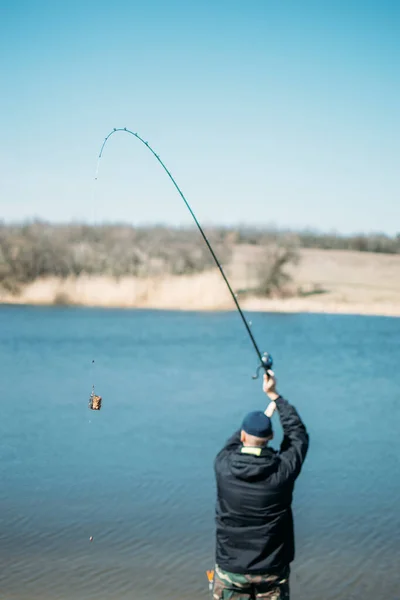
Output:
top-left (89, 385), bottom-right (102, 410)
top-left (252, 352), bottom-right (273, 380)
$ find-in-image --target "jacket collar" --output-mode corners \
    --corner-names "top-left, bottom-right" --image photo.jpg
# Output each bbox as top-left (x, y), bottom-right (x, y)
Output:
top-left (240, 446), bottom-right (262, 456)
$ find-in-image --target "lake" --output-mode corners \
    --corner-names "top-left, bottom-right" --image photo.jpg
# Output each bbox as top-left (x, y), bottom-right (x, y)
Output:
top-left (0, 306), bottom-right (399, 600)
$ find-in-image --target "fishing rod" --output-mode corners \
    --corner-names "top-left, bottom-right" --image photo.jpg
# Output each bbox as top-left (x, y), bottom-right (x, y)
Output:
top-left (95, 127), bottom-right (273, 380)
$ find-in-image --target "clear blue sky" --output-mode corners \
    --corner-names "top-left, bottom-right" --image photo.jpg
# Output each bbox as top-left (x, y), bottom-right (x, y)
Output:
top-left (0, 0), bottom-right (398, 234)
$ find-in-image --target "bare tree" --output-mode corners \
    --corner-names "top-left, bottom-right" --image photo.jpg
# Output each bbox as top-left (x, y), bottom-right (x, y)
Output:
top-left (251, 242), bottom-right (300, 298)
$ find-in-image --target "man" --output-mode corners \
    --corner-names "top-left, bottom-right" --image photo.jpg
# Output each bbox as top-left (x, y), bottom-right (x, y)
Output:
top-left (213, 370), bottom-right (309, 600)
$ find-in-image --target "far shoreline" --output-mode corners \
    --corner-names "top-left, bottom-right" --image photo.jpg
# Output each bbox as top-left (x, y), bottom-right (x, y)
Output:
top-left (1, 248), bottom-right (400, 319)
top-left (1, 301), bottom-right (399, 318)
top-left (1, 287), bottom-right (399, 319)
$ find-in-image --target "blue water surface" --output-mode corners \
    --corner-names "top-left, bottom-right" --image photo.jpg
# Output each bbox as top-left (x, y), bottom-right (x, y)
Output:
top-left (0, 306), bottom-right (399, 600)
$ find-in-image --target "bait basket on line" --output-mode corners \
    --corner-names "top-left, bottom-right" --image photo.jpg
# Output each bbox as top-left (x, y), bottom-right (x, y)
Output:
top-left (89, 387), bottom-right (102, 410)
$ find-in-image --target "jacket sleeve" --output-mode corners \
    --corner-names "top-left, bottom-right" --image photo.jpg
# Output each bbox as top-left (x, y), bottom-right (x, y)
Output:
top-left (276, 396), bottom-right (309, 480)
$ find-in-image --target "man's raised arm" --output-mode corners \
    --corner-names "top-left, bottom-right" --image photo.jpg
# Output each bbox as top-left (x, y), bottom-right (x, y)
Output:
top-left (263, 372), bottom-right (309, 480)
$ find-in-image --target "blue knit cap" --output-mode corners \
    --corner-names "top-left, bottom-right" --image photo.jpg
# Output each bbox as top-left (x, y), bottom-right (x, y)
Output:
top-left (242, 411), bottom-right (272, 438)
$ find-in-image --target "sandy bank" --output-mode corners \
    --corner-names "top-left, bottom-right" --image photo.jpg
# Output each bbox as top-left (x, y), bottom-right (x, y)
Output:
top-left (1, 248), bottom-right (400, 317)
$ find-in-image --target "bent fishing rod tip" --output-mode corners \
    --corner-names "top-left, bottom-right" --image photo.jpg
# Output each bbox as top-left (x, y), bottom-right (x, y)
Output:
top-left (96, 127), bottom-right (275, 383)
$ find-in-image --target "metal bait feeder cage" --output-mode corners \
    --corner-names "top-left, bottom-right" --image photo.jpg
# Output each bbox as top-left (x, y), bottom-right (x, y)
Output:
top-left (89, 386), bottom-right (102, 410)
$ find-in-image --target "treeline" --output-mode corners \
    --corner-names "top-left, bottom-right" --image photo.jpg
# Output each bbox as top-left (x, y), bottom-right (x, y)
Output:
top-left (233, 228), bottom-right (400, 254)
top-left (0, 222), bottom-right (232, 292)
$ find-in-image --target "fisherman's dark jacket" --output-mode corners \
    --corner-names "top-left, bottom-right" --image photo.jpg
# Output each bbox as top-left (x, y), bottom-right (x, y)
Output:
top-left (214, 396), bottom-right (309, 575)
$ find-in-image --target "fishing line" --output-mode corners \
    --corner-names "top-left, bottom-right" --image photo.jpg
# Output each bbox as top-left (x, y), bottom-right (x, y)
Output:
top-left (94, 127), bottom-right (273, 379)
top-left (91, 129), bottom-right (277, 593)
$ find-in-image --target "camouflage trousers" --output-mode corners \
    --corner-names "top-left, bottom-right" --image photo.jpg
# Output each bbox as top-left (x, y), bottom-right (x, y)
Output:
top-left (213, 564), bottom-right (290, 600)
